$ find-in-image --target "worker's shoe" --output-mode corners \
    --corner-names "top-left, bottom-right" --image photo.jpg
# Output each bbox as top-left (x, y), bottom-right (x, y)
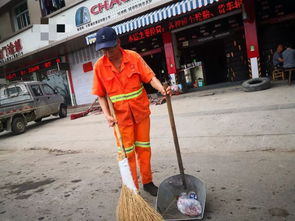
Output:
top-left (143, 182), bottom-right (158, 196)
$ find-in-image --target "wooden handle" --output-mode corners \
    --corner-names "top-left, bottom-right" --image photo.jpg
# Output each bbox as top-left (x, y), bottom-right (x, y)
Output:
top-left (107, 96), bottom-right (127, 159)
top-left (87, 98), bottom-right (98, 113)
top-left (163, 83), bottom-right (187, 189)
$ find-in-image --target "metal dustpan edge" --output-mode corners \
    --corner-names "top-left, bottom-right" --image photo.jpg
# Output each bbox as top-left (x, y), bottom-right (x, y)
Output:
top-left (156, 174), bottom-right (207, 220)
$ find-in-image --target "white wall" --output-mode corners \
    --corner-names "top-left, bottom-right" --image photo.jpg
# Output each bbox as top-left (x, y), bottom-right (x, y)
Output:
top-left (68, 44), bottom-right (102, 105)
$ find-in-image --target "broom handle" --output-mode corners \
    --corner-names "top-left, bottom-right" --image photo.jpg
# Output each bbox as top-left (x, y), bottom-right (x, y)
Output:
top-left (87, 97), bottom-right (98, 112)
top-left (107, 96), bottom-right (127, 158)
top-left (164, 83), bottom-right (187, 189)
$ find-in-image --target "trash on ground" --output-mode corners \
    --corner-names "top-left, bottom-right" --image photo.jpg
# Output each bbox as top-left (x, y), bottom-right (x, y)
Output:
top-left (148, 95), bottom-right (166, 105)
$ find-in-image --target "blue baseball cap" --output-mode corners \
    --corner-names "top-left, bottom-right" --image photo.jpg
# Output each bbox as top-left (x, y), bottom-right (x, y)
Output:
top-left (95, 27), bottom-right (118, 51)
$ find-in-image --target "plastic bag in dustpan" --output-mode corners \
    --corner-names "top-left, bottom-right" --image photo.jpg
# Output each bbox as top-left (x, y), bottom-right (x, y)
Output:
top-left (177, 192), bottom-right (202, 216)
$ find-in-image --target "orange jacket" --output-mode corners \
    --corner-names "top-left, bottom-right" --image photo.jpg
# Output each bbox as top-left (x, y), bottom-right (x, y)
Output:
top-left (92, 48), bottom-right (155, 126)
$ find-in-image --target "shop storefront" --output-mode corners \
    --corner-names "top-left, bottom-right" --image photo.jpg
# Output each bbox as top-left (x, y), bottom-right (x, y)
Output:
top-left (2, 0), bottom-right (294, 106)
top-left (2, 0), bottom-right (247, 106)
top-left (113, 0), bottom-right (247, 92)
top-left (171, 6), bottom-right (248, 90)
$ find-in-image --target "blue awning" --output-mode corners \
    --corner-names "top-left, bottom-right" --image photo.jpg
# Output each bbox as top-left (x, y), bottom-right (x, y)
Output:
top-left (113, 0), bottom-right (219, 34)
top-left (85, 0), bottom-right (220, 45)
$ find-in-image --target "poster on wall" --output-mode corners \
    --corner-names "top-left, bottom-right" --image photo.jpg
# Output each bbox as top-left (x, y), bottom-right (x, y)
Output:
top-left (41, 70), bottom-right (71, 105)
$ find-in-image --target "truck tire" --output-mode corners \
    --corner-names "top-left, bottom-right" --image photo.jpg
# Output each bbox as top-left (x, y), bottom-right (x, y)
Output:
top-left (242, 77), bottom-right (271, 92)
top-left (12, 116), bottom-right (26, 134)
top-left (34, 118), bottom-right (42, 123)
top-left (59, 105), bottom-right (67, 118)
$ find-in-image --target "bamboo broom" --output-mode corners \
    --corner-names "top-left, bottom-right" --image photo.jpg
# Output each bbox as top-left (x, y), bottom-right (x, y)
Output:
top-left (107, 96), bottom-right (163, 221)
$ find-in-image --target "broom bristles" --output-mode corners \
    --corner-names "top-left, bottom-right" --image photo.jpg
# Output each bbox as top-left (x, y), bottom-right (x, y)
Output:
top-left (117, 184), bottom-right (163, 221)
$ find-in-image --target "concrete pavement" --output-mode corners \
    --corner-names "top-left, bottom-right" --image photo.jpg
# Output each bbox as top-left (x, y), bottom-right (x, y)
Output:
top-left (0, 81), bottom-right (294, 220)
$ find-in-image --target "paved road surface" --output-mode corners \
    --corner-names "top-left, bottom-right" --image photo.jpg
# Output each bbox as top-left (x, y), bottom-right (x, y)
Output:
top-left (0, 82), bottom-right (294, 220)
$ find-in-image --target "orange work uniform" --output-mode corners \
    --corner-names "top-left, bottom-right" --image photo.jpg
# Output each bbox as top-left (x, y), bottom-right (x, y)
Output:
top-left (92, 48), bottom-right (155, 188)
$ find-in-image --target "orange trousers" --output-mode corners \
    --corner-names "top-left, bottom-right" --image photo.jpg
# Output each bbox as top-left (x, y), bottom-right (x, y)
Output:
top-left (114, 117), bottom-right (152, 189)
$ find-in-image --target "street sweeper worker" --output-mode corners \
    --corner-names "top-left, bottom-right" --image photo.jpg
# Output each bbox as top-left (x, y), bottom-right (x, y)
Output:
top-left (92, 27), bottom-right (171, 197)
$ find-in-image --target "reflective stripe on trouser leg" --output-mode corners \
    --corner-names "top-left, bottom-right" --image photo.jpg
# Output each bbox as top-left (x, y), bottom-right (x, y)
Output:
top-left (114, 126), bottom-right (139, 189)
top-left (135, 145), bottom-right (151, 185)
top-left (134, 117), bottom-right (152, 185)
top-left (117, 145), bottom-right (135, 155)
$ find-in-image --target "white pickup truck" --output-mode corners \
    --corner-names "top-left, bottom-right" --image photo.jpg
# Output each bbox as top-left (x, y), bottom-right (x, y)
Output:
top-left (0, 81), bottom-right (67, 135)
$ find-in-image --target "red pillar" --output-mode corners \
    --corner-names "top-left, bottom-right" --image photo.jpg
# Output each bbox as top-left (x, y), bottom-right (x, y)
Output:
top-left (162, 32), bottom-right (177, 84)
top-left (243, 0), bottom-right (260, 78)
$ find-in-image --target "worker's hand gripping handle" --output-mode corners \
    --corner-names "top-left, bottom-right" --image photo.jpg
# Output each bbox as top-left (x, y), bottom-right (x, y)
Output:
top-left (107, 96), bottom-right (127, 160)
